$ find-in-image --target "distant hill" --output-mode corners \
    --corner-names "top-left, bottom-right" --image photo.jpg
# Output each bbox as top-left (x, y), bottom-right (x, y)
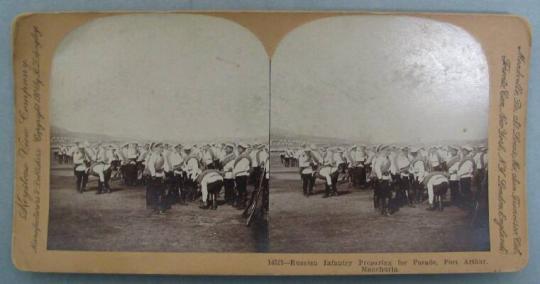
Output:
top-left (270, 127), bottom-right (487, 150)
top-left (271, 128), bottom-right (359, 146)
top-left (51, 126), bottom-right (267, 146)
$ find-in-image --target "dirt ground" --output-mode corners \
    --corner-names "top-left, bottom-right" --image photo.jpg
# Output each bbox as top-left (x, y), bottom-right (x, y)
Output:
top-left (268, 153), bottom-right (490, 253)
top-left (47, 161), bottom-right (268, 252)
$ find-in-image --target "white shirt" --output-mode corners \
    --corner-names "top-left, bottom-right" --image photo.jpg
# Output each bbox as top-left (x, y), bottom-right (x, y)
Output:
top-left (233, 156), bottom-right (251, 177)
top-left (169, 151), bottom-right (184, 174)
top-left (411, 159), bottom-right (426, 182)
top-left (373, 155), bottom-right (391, 180)
top-left (184, 156), bottom-right (201, 179)
top-left (458, 159), bottom-right (474, 179)
top-left (222, 155), bottom-right (236, 179)
top-left (474, 152), bottom-right (485, 170)
top-left (429, 152), bottom-right (441, 167)
top-left (127, 146), bottom-right (139, 159)
top-left (147, 152), bottom-right (166, 177)
top-left (447, 158), bottom-right (460, 181)
top-left (298, 152), bottom-right (313, 174)
top-left (396, 153), bottom-right (411, 176)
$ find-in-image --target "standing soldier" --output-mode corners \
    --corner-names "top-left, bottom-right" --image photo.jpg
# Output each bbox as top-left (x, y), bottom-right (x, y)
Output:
top-left (233, 143), bottom-right (252, 209)
top-left (410, 147), bottom-right (427, 204)
top-left (90, 143), bottom-right (113, 194)
top-left (428, 147), bottom-right (443, 172)
top-left (458, 146), bottom-right (476, 208)
top-left (373, 145), bottom-right (392, 216)
top-left (167, 144), bottom-right (186, 205)
top-left (136, 143), bottom-right (150, 185)
top-left (395, 147), bottom-right (412, 207)
top-left (319, 147), bottom-right (339, 198)
top-left (446, 146), bottom-right (461, 206)
top-left (202, 144), bottom-right (218, 170)
top-left (183, 145), bottom-right (202, 202)
top-left (146, 143), bottom-right (168, 214)
top-left (298, 145), bottom-right (315, 196)
top-left (349, 145), bottom-right (367, 188)
top-left (221, 144), bottom-right (237, 205)
top-left (249, 144), bottom-right (263, 187)
top-left (473, 145), bottom-right (487, 197)
top-left (72, 142), bottom-right (89, 193)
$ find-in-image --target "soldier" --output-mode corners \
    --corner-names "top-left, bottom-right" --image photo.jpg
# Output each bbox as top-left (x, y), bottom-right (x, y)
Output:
top-left (320, 147), bottom-right (339, 198)
top-left (458, 146), bottom-right (476, 208)
top-left (202, 144), bottom-right (218, 169)
top-left (395, 146), bottom-right (413, 207)
top-left (249, 144), bottom-right (264, 187)
top-left (72, 142), bottom-right (90, 193)
top-left (233, 143), bottom-right (252, 209)
top-left (372, 145), bottom-right (392, 216)
top-left (446, 146), bottom-right (461, 206)
top-left (428, 147), bottom-right (443, 172)
top-left (136, 143), bottom-right (150, 185)
top-left (298, 145), bottom-right (315, 196)
top-left (146, 143), bottom-right (168, 214)
top-left (166, 144), bottom-right (186, 205)
top-left (183, 145), bottom-right (202, 201)
top-left (348, 145), bottom-right (367, 188)
top-left (221, 144), bottom-right (237, 205)
top-left (261, 146), bottom-right (270, 213)
top-left (197, 169), bottom-right (224, 210)
top-left (424, 171), bottom-right (450, 211)
top-left (473, 145), bottom-right (488, 197)
top-left (410, 147), bottom-right (427, 204)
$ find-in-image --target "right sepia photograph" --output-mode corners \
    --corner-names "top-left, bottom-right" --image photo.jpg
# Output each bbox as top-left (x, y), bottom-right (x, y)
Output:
top-left (269, 16), bottom-right (490, 253)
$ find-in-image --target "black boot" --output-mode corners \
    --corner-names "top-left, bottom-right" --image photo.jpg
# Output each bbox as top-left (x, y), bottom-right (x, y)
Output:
top-left (96, 181), bottom-right (103, 194)
top-left (199, 201), bottom-right (210, 209)
top-left (212, 195), bottom-right (218, 210)
top-left (322, 184), bottom-right (330, 198)
top-left (426, 204), bottom-right (437, 211)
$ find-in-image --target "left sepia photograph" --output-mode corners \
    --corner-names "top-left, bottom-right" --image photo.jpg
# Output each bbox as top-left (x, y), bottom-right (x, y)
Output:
top-left (48, 14), bottom-right (270, 252)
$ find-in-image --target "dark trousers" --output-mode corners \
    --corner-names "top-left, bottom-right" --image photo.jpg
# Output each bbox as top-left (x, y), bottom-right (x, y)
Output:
top-left (301, 173), bottom-right (314, 195)
top-left (97, 168), bottom-right (112, 193)
top-left (449, 180), bottom-right (460, 205)
top-left (398, 175), bottom-right (412, 205)
top-left (375, 179), bottom-right (391, 214)
top-left (74, 169), bottom-right (88, 192)
top-left (324, 173), bottom-right (339, 196)
top-left (207, 180), bottom-right (223, 208)
top-left (123, 162), bottom-right (138, 185)
top-left (166, 172), bottom-right (181, 204)
top-left (262, 177), bottom-right (269, 212)
top-left (149, 177), bottom-right (166, 211)
top-left (432, 182), bottom-right (449, 210)
top-left (224, 179), bottom-right (235, 204)
top-left (357, 165), bottom-right (366, 187)
top-left (250, 166), bottom-right (262, 187)
top-left (412, 178), bottom-right (424, 203)
top-left (235, 175), bottom-right (248, 207)
top-left (460, 177), bottom-right (473, 207)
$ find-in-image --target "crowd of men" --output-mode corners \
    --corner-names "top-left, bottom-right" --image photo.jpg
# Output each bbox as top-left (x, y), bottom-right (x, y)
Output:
top-left (280, 143), bottom-right (488, 218)
top-left (53, 141), bottom-right (269, 215)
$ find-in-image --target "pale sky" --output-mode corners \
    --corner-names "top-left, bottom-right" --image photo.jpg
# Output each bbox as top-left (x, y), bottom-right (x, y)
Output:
top-left (271, 16), bottom-right (489, 144)
top-left (51, 14), bottom-right (269, 142)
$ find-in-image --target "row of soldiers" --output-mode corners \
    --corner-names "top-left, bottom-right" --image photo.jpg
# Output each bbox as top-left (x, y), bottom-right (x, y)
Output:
top-left (287, 143), bottom-right (488, 216)
top-left (62, 141), bottom-right (269, 215)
